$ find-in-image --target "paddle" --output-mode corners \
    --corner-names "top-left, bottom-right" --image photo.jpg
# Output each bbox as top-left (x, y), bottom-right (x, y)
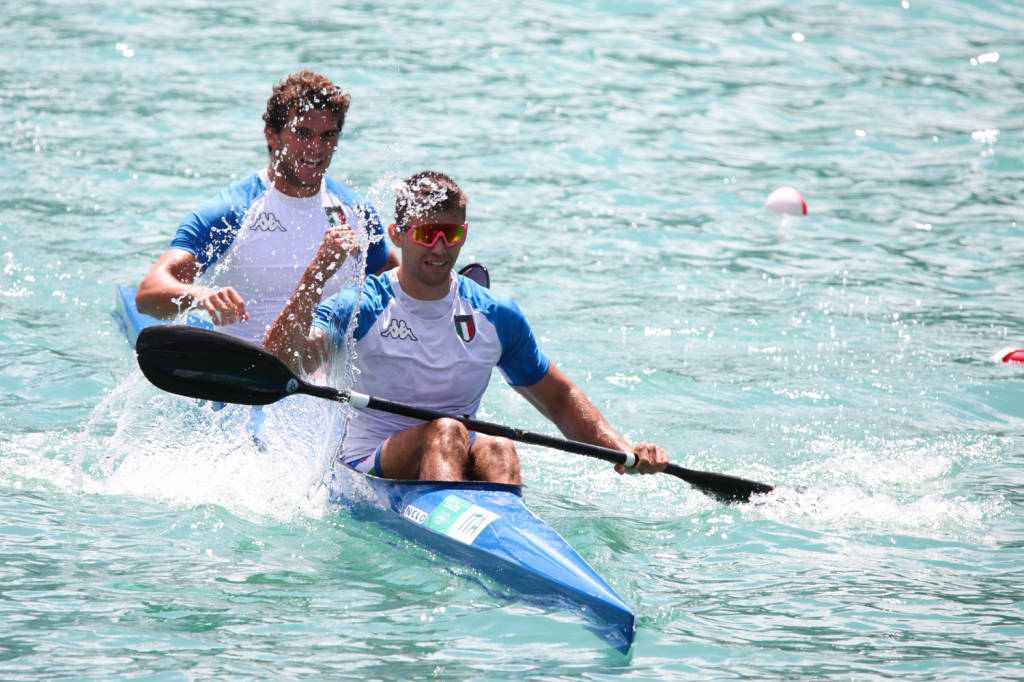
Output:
top-left (457, 262), bottom-right (490, 288)
top-left (135, 325), bottom-right (775, 502)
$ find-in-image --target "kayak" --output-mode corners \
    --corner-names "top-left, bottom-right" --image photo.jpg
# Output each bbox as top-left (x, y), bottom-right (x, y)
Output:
top-left (112, 285), bottom-right (637, 652)
top-left (112, 284), bottom-right (212, 347)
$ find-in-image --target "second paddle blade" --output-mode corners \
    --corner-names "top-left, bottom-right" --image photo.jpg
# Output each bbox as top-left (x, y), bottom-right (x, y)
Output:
top-left (135, 325), bottom-right (298, 406)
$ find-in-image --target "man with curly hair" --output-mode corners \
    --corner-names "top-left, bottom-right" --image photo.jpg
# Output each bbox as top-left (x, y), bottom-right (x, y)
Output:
top-left (136, 71), bottom-right (397, 344)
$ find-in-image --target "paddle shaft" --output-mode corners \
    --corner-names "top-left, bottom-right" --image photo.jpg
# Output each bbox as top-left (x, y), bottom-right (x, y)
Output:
top-left (302, 379), bottom-right (773, 498)
top-left (135, 325), bottom-right (775, 502)
top-left (351, 386), bottom-right (637, 467)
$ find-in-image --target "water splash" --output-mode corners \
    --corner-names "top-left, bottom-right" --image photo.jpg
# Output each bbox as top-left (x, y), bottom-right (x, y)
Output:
top-left (56, 217), bottom-right (375, 523)
top-left (69, 367), bottom-right (346, 522)
top-left (748, 432), bottom-right (1011, 545)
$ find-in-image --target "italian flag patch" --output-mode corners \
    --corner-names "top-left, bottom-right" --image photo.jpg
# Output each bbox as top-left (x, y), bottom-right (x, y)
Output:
top-left (454, 314), bottom-right (476, 342)
top-left (325, 207), bottom-right (347, 227)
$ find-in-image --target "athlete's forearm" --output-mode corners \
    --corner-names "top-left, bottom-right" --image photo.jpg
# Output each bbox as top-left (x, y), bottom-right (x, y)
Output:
top-left (551, 386), bottom-right (630, 452)
top-left (136, 251), bottom-right (205, 318)
top-left (263, 264), bottom-right (328, 374)
top-left (266, 227), bottom-right (357, 372)
top-left (136, 280), bottom-right (199, 319)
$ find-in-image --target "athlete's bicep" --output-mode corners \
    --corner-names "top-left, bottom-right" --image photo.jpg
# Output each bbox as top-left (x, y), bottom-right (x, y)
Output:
top-left (161, 248), bottom-right (204, 282)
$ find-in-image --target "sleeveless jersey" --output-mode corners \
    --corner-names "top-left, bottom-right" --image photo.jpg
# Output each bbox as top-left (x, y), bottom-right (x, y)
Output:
top-left (313, 271), bottom-right (550, 464)
top-left (169, 169), bottom-right (388, 344)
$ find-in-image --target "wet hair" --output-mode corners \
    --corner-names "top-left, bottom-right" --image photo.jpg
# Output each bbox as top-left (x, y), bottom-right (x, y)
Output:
top-left (263, 71), bottom-right (351, 135)
top-left (395, 171), bottom-right (467, 229)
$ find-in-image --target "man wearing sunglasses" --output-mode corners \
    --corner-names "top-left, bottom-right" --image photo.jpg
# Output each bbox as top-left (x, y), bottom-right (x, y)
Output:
top-left (264, 171), bottom-right (667, 483)
top-left (135, 71), bottom-right (398, 345)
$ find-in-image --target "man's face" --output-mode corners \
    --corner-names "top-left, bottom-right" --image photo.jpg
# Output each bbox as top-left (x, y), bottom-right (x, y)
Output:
top-left (393, 205), bottom-right (467, 297)
top-left (265, 109), bottom-right (340, 197)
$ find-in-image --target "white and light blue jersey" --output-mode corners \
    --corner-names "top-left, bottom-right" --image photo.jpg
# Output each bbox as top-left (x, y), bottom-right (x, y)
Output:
top-left (313, 271), bottom-right (550, 465)
top-left (169, 169), bottom-right (389, 344)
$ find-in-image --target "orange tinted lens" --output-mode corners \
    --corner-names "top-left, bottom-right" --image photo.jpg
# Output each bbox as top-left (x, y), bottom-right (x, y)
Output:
top-left (407, 223), bottom-right (467, 246)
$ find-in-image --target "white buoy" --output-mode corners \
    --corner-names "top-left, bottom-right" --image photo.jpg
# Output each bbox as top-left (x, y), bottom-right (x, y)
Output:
top-left (765, 186), bottom-right (807, 216)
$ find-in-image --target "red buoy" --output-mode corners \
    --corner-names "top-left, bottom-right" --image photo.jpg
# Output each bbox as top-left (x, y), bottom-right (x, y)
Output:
top-left (1002, 349), bottom-right (1024, 363)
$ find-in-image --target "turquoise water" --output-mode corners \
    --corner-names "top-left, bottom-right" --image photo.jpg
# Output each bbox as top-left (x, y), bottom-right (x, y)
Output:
top-left (2, 0), bottom-right (1023, 678)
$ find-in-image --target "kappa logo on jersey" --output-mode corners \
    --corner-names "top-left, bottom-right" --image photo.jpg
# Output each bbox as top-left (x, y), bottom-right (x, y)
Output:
top-left (325, 207), bottom-right (347, 227)
top-left (454, 314), bottom-right (476, 342)
top-left (251, 211), bottom-right (286, 232)
top-left (381, 318), bottom-right (418, 341)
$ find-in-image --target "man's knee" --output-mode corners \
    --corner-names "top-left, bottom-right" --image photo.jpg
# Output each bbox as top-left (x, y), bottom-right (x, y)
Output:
top-left (478, 436), bottom-right (515, 457)
top-left (426, 418), bottom-right (469, 447)
top-left (470, 436), bottom-right (520, 483)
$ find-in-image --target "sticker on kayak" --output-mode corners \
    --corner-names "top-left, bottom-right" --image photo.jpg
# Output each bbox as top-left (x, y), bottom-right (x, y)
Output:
top-left (402, 505), bottom-right (428, 524)
top-left (422, 495), bottom-right (499, 545)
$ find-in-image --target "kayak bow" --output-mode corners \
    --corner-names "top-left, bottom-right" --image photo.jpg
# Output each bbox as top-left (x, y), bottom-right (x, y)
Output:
top-left (331, 465), bottom-right (635, 651)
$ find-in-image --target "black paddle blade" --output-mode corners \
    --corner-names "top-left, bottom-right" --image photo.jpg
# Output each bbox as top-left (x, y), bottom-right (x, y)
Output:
top-left (135, 325), bottom-right (299, 405)
top-left (457, 262), bottom-right (490, 288)
top-left (665, 464), bottom-right (774, 503)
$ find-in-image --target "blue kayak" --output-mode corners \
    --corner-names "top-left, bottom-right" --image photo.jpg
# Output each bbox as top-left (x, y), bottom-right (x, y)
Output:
top-left (112, 284), bottom-right (212, 347)
top-left (113, 285), bottom-right (636, 652)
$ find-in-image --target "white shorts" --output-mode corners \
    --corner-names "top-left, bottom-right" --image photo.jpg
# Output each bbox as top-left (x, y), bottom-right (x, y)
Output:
top-left (343, 430), bottom-right (479, 477)
top-left (347, 443), bottom-right (384, 476)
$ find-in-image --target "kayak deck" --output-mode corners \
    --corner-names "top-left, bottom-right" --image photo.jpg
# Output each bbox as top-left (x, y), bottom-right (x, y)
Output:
top-left (329, 464), bottom-right (636, 652)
